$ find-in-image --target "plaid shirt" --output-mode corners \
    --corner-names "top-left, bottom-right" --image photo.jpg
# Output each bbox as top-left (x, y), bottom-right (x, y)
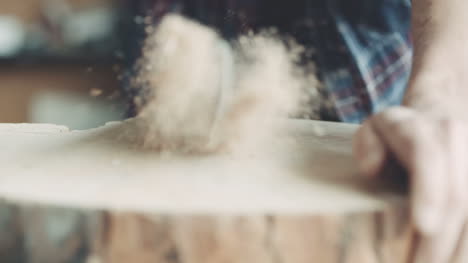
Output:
top-left (126, 0), bottom-right (413, 123)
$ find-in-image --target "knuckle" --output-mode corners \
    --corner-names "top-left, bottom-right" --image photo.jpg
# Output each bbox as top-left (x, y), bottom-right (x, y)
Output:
top-left (448, 194), bottom-right (466, 211)
top-left (384, 117), bottom-right (413, 136)
top-left (447, 186), bottom-right (467, 209)
top-left (439, 118), bottom-right (465, 137)
top-left (400, 122), bottom-right (424, 151)
top-left (404, 137), bottom-right (418, 156)
top-left (385, 120), bottom-right (402, 134)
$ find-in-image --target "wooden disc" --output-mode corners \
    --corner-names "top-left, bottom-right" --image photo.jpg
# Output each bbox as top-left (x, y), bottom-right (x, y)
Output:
top-left (0, 119), bottom-right (410, 263)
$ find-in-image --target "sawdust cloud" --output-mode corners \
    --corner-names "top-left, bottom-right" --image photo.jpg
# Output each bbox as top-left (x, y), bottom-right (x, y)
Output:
top-left (132, 15), bottom-right (321, 154)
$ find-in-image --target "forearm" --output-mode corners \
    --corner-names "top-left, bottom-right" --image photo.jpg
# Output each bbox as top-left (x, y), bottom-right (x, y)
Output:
top-left (405, 0), bottom-right (468, 107)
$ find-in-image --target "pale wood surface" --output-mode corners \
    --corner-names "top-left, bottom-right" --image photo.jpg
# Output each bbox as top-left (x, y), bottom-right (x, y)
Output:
top-left (0, 118), bottom-right (411, 263)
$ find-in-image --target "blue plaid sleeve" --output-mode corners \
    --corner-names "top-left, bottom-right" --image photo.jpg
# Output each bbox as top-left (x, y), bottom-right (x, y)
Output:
top-left (318, 0), bottom-right (413, 123)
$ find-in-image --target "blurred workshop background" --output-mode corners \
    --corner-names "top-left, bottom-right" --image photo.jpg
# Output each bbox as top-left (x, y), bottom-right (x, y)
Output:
top-left (0, 1), bottom-right (321, 130)
top-left (0, 0), bottom-right (137, 130)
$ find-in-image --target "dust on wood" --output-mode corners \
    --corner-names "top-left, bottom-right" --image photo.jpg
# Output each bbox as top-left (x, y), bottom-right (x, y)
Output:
top-left (132, 15), bottom-right (321, 154)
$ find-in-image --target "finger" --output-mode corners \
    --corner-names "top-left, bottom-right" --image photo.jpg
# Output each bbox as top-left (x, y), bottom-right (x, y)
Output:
top-left (369, 107), bottom-right (425, 166)
top-left (442, 120), bottom-right (468, 263)
top-left (370, 107), bottom-right (447, 235)
top-left (414, 209), bottom-right (466, 263)
top-left (443, 119), bottom-right (468, 214)
top-left (353, 121), bottom-right (387, 177)
top-left (451, 221), bottom-right (468, 263)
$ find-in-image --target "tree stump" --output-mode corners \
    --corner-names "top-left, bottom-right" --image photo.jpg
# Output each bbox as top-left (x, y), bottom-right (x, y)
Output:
top-left (0, 119), bottom-right (411, 263)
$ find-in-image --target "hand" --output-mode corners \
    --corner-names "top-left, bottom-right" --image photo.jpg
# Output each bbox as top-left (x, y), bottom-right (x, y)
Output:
top-left (353, 104), bottom-right (468, 263)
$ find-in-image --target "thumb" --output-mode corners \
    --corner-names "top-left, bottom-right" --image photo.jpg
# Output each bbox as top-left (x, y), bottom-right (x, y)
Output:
top-left (353, 121), bottom-right (387, 177)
